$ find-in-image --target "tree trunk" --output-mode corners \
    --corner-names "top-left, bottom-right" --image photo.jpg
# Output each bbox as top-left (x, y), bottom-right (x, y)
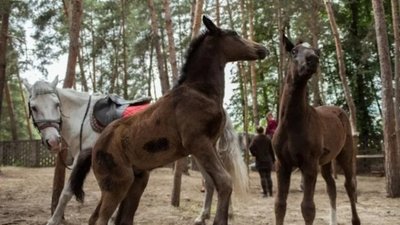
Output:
top-left (63, 0), bottom-right (83, 88)
top-left (248, 0), bottom-right (260, 126)
top-left (215, 0), bottom-right (220, 27)
top-left (109, 31), bottom-right (120, 94)
top-left (51, 141), bottom-right (68, 215)
top-left (121, 0), bottom-right (129, 98)
top-left (160, 23), bottom-right (170, 87)
top-left (310, 0), bottom-right (323, 106)
top-left (148, 42), bottom-right (155, 97)
top-left (240, 0), bottom-right (250, 168)
top-left (5, 82), bottom-right (18, 141)
top-left (16, 67), bottom-right (33, 139)
top-left (90, 11), bottom-right (97, 92)
top-left (0, 0), bottom-right (11, 122)
top-left (147, 0), bottom-right (170, 94)
top-left (391, 0), bottom-right (400, 163)
top-left (53, 0), bottom-right (83, 215)
top-left (372, 0), bottom-right (400, 197)
top-left (225, 0), bottom-right (235, 29)
top-left (324, 0), bottom-right (358, 135)
top-left (275, 0), bottom-right (286, 118)
top-left (324, 0), bottom-right (359, 187)
top-left (78, 45), bottom-right (88, 92)
top-left (191, 0), bottom-right (204, 39)
top-left (163, 0), bottom-right (179, 84)
top-left (170, 0), bottom-right (204, 207)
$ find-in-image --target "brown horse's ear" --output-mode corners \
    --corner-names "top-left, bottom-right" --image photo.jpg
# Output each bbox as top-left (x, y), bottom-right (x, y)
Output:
top-left (202, 15), bottom-right (219, 34)
top-left (282, 35), bottom-right (294, 53)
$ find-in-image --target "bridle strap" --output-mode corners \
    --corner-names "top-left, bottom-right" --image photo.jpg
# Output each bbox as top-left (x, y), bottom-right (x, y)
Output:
top-left (79, 95), bottom-right (92, 153)
top-left (35, 121), bottom-right (61, 131)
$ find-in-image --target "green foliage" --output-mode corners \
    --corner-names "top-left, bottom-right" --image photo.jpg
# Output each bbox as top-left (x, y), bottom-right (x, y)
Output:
top-left (0, 0), bottom-right (392, 154)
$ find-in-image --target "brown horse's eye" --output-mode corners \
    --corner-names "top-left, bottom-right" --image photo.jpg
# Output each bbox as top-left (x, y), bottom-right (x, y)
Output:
top-left (291, 49), bottom-right (297, 56)
top-left (31, 106), bottom-right (37, 112)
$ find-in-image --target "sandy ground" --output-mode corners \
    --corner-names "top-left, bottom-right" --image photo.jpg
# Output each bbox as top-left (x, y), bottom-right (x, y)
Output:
top-left (0, 166), bottom-right (399, 225)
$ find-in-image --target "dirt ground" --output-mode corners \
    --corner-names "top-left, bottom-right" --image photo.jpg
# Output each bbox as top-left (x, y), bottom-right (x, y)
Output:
top-left (0, 166), bottom-right (399, 225)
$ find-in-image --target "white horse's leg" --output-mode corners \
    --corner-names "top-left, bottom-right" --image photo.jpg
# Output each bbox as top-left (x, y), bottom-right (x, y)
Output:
top-left (47, 155), bottom-right (80, 225)
top-left (46, 181), bottom-right (73, 225)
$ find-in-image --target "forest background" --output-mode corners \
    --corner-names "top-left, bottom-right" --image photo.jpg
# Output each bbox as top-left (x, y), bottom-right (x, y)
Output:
top-left (1, 0), bottom-right (400, 196)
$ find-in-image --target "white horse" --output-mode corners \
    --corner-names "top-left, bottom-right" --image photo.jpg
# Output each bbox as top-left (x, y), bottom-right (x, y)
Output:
top-left (23, 76), bottom-right (249, 225)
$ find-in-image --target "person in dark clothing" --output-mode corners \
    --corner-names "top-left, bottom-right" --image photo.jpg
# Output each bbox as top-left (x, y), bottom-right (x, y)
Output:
top-left (249, 126), bottom-right (275, 197)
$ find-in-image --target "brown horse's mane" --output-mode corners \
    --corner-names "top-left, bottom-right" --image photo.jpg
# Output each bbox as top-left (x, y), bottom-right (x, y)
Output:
top-left (175, 30), bottom-right (210, 87)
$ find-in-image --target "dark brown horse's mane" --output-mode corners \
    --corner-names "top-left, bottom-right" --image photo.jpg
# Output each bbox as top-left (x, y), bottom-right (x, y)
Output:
top-left (175, 30), bottom-right (210, 87)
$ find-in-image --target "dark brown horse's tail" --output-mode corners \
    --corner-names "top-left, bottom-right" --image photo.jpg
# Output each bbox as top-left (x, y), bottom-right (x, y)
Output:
top-left (70, 148), bottom-right (92, 203)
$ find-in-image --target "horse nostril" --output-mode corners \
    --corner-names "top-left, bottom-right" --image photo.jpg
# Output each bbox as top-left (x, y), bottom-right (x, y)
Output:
top-left (45, 139), bottom-right (51, 147)
top-left (257, 47), bottom-right (269, 59)
top-left (307, 55), bottom-right (319, 66)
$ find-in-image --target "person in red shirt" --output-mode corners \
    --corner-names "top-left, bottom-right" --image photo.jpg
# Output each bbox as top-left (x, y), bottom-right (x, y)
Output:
top-left (265, 112), bottom-right (277, 138)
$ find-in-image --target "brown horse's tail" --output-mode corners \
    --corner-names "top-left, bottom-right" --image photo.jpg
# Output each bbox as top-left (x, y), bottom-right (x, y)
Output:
top-left (70, 148), bottom-right (92, 203)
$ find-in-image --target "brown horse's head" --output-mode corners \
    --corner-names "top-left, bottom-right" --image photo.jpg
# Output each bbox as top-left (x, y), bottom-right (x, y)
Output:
top-left (202, 16), bottom-right (268, 62)
top-left (283, 36), bottom-right (320, 80)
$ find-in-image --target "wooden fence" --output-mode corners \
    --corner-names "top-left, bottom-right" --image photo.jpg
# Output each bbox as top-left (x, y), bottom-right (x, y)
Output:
top-left (0, 140), bottom-right (56, 167)
top-left (0, 140), bottom-right (385, 173)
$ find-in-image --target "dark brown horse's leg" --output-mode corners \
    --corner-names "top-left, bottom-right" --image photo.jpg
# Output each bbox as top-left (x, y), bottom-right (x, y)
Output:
top-left (89, 197), bottom-right (102, 225)
top-left (193, 145), bottom-right (232, 225)
top-left (93, 165), bottom-right (134, 225)
top-left (194, 159), bottom-right (215, 225)
top-left (300, 165), bottom-right (318, 225)
top-left (95, 180), bottom-right (133, 225)
top-left (115, 170), bottom-right (150, 225)
top-left (274, 162), bottom-right (292, 225)
top-left (321, 162), bottom-right (337, 225)
top-left (336, 145), bottom-right (361, 225)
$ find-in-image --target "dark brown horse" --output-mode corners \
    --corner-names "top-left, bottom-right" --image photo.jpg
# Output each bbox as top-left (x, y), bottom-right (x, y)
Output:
top-left (272, 36), bottom-right (360, 225)
top-left (75, 16), bottom-right (267, 225)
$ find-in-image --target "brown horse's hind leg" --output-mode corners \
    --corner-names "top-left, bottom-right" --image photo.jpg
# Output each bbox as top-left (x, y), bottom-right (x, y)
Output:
top-left (93, 167), bottom-right (134, 225)
top-left (321, 162), bottom-right (337, 225)
top-left (115, 170), bottom-right (150, 225)
top-left (274, 162), bottom-right (292, 225)
top-left (193, 146), bottom-right (232, 225)
top-left (300, 165), bottom-right (318, 225)
top-left (336, 141), bottom-right (361, 225)
top-left (89, 197), bottom-right (102, 225)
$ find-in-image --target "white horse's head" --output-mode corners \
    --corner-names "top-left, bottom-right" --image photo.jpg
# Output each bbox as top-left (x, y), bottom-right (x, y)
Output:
top-left (23, 76), bottom-right (62, 153)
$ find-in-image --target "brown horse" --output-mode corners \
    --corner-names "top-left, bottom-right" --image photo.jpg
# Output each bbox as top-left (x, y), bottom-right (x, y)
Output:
top-left (272, 36), bottom-right (360, 225)
top-left (79, 16), bottom-right (267, 225)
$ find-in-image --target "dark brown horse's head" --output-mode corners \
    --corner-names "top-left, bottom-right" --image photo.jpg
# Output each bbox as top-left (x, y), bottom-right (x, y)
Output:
top-left (202, 16), bottom-right (268, 62)
top-left (283, 36), bottom-right (320, 80)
